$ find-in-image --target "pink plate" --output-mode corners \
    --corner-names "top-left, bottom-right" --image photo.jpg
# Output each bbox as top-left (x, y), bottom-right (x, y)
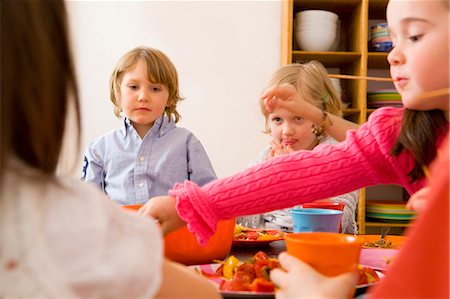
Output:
top-left (359, 248), bottom-right (399, 271)
top-left (189, 263), bottom-right (383, 298)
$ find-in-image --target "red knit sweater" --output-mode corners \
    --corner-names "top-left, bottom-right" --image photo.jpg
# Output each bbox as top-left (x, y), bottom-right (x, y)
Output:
top-left (170, 107), bottom-right (433, 244)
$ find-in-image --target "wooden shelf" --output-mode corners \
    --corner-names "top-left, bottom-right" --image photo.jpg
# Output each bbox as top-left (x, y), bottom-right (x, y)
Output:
top-left (293, 51), bottom-right (361, 67)
top-left (282, 0), bottom-right (394, 234)
top-left (368, 52), bottom-right (389, 69)
top-left (365, 221), bottom-right (412, 228)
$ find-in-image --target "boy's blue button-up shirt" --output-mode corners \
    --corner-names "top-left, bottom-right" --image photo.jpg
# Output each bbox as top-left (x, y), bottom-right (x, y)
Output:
top-left (82, 116), bottom-right (217, 205)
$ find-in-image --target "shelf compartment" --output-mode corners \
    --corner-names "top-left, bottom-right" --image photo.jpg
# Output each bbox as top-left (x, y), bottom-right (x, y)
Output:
top-left (292, 51), bottom-right (361, 67)
top-left (368, 0), bottom-right (388, 19)
top-left (368, 52), bottom-right (389, 69)
top-left (365, 221), bottom-right (412, 228)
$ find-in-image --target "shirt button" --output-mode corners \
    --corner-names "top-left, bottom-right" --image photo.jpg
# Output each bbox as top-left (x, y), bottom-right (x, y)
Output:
top-left (139, 156), bottom-right (144, 162)
top-left (138, 182), bottom-right (144, 188)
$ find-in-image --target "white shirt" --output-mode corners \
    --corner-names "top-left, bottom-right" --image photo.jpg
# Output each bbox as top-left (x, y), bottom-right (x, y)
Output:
top-left (0, 162), bottom-right (163, 298)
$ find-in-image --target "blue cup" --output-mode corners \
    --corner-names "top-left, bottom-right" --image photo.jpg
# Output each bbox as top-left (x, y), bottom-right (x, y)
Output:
top-left (291, 208), bottom-right (343, 233)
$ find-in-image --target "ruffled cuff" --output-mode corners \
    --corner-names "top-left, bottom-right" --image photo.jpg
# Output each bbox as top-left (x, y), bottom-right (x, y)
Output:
top-left (169, 181), bottom-right (218, 246)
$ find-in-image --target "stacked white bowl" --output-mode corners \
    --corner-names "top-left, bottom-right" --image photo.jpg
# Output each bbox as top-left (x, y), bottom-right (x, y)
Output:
top-left (295, 10), bottom-right (339, 51)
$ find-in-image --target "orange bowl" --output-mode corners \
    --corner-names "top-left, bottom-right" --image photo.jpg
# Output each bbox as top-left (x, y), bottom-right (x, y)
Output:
top-left (285, 232), bottom-right (364, 276)
top-left (122, 204), bottom-right (235, 265)
top-left (164, 218), bottom-right (235, 265)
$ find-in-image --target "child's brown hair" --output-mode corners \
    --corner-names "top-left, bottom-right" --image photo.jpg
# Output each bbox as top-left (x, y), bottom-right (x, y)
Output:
top-left (109, 47), bottom-right (183, 122)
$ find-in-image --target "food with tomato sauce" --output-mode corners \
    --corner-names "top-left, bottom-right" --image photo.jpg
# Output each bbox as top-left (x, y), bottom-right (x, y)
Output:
top-left (234, 225), bottom-right (284, 241)
top-left (199, 252), bottom-right (381, 293)
top-left (357, 265), bottom-right (381, 285)
top-left (216, 251), bottom-right (280, 292)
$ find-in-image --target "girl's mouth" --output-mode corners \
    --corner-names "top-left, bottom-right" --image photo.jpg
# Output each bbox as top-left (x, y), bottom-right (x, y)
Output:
top-left (395, 77), bottom-right (409, 89)
top-left (282, 140), bottom-right (297, 146)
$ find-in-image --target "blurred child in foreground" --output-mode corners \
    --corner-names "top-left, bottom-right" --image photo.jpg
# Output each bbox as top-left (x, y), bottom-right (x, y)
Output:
top-left (0, 1), bottom-right (219, 298)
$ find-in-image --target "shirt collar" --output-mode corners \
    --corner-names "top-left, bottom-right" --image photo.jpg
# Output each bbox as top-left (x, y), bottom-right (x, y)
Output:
top-left (121, 115), bottom-right (176, 138)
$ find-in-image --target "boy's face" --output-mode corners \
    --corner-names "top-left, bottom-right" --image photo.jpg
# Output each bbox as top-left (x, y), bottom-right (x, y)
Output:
top-left (387, 0), bottom-right (449, 111)
top-left (119, 59), bottom-right (169, 135)
top-left (268, 107), bottom-right (317, 151)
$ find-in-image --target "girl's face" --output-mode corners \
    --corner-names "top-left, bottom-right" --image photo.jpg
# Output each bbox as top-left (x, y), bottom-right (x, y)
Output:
top-left (268, 107), bottom-right (317, 151)
top-left (119, 59), bottom-right (169, 136)
top-left (387, 0), bottom-right (449, 111)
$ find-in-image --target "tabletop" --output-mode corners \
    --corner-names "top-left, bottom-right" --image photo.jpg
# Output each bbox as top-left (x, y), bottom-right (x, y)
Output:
top-left (230, 239), bottom-right (286, 261)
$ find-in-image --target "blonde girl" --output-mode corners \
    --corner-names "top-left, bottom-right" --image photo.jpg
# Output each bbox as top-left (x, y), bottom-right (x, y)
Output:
top-left (238, 61), bottom-right (359, 233)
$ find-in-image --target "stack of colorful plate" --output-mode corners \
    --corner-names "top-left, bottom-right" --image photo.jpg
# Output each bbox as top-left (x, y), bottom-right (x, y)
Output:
top-left (367, 89), bottom-right (402, 109)
top-left (366, 200), bottom-right (416, 221)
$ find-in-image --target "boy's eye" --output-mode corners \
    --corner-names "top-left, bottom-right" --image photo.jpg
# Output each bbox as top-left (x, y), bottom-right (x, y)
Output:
top-left (128, 85), bottom-right (137, 90)
top-left (294, 116), bottom-right (303, 122)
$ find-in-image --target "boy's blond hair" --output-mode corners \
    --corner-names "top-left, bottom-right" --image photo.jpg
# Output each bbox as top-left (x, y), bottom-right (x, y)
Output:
top-left (109, 47), bottom-right (183, 122)
top-left (260, 61), bottom-right (345, 133)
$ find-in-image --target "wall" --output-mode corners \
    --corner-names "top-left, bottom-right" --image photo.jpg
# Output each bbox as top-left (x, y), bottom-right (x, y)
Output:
top-left (65, 0), bottom-right (281, 178)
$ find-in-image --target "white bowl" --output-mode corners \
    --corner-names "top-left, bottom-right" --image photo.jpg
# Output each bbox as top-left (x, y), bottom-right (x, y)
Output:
top-left (295, 28), bottom-right (337, 36)
top-left (296, 24), bottom-right (337, 32)
top-left (296, 10), bottom-right (339, 23)
top-left (295, 21), bottom-right (337, 28)
top-left (295, 30), bottom-right (336, 51)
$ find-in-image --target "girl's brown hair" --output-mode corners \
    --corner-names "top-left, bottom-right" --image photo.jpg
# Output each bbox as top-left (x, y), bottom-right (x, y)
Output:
top-left (391, 0), bottom-right (449, 183)
top-left (260, 61), bottom-right (345, 133)
top-left (392, 110), bottom-right (448, 182)
top-left (0, 0), bottom-right (81, 180)
top-left (109, 47), bottom-right (183, 123)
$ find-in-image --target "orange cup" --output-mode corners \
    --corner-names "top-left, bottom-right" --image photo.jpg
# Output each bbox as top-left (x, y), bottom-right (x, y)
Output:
top-left (122, 204), bottom-right (235, 265)
top-left (284, 232), bottom-right (364, 277)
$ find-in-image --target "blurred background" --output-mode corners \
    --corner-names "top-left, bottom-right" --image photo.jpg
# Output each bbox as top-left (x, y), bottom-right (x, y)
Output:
top-left (62, 0), bottom-right (281, 179)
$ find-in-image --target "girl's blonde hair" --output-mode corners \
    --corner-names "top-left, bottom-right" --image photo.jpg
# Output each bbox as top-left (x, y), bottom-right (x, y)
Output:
top-left (109, 47), bottom-right (183, 122)
top-left (260, 61), bottom-right (345, 133)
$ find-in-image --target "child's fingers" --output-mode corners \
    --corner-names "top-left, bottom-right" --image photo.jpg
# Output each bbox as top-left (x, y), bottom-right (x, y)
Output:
top-left (260, 83), bottom-right (295, 100)
top-left (277, 252), bottom-right (307, 272)
top-left (270, 139), bottom-right (282, 151)
top-left (263, 97), bottom-right (276, 112)
top-left (270, 268), bottom-right (288, 288)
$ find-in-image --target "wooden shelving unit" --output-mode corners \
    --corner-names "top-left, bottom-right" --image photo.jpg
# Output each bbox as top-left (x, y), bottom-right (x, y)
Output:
top-left (281, 0), bottom-right (410, 234)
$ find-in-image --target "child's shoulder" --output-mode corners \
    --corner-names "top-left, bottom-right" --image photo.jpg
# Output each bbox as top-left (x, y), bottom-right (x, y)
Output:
top-left (88, 127), bottom-right (125, 148)
top-left (365, 107), bottom-right (404, 134)
top-left (367, 107), bottom-right (404, 125)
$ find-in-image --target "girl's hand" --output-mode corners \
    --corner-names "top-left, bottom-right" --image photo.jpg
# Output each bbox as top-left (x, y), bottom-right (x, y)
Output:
top-left (261, 83), bottom-right (307, 114)
top-left (137, 195), bottom-right (186, 235)
top-left (406, 187), bottom-right (430, 213)
top-left (270, 252), bottom-right (357, 299)
top-left (268, 139), bottom-right (294, 158)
